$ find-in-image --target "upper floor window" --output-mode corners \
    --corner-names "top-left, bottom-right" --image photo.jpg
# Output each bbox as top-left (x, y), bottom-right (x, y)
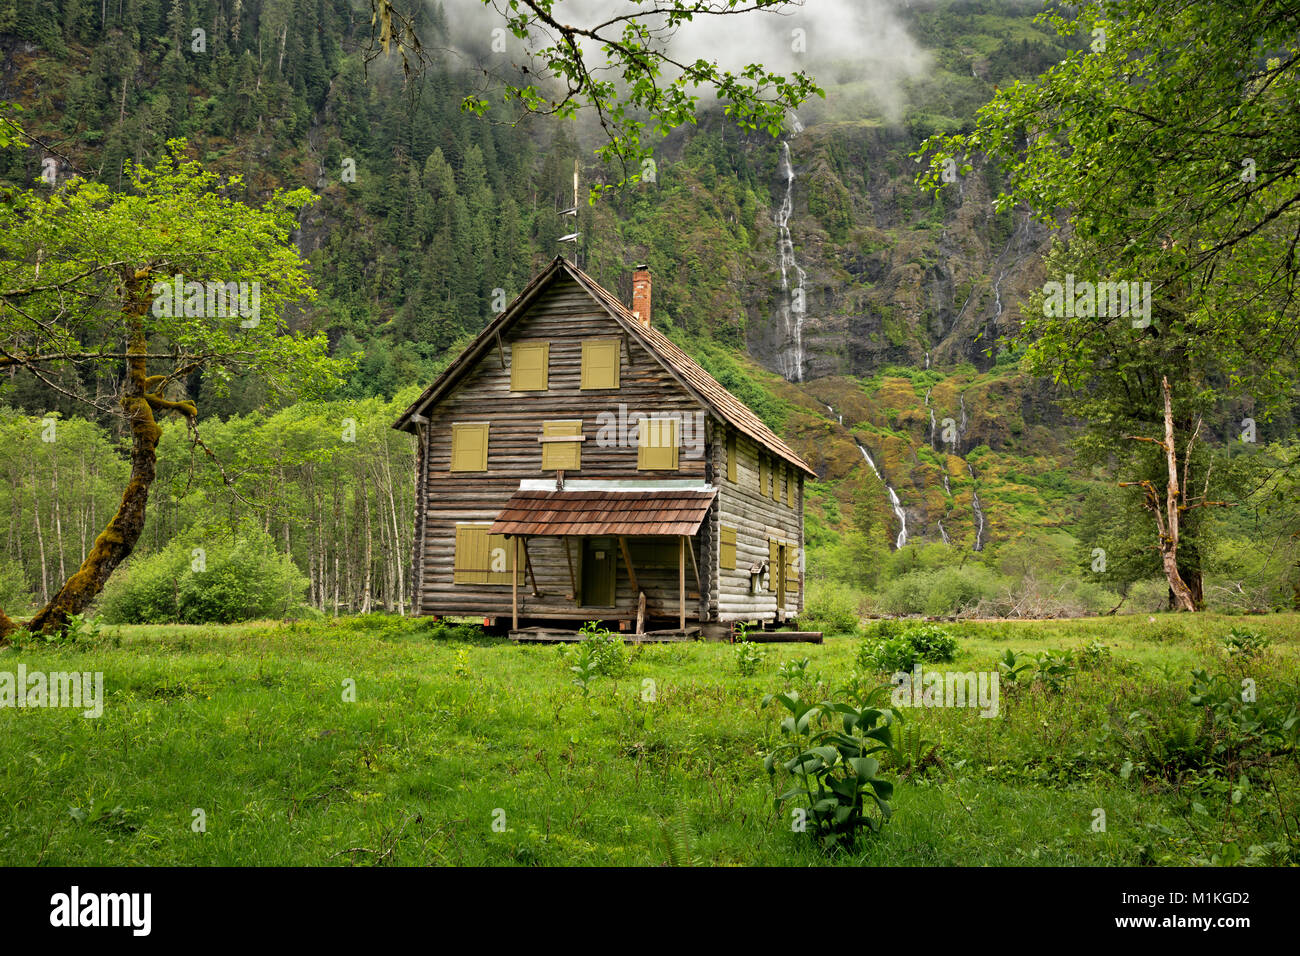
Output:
top-left (511, 342), bottom-right (549, 391)
top-left (580, 339), bottom-right (621, 390)
top-left (450, 422), bottom-right (489, 472)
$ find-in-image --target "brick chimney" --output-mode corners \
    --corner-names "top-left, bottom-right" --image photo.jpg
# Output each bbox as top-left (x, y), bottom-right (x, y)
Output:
top-left (631, 265), bottom-right (651, 329)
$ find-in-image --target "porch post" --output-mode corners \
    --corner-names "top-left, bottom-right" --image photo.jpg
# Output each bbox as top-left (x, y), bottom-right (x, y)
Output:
top-left (511, 535), bottom-right (519, 632)
top-left (678, 535), bottom-right (686, 631)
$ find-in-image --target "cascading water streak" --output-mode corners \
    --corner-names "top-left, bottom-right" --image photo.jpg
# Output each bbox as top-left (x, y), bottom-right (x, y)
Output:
top-left (967, 462), bottom-right (986, 552)
top-left (855, 442), bottom-right (908, 550)
top-left (774, 140), bottom-right (807, 382)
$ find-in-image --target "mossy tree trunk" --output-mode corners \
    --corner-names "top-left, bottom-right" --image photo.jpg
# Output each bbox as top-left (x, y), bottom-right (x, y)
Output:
top-left (15, 269), bottom-right (196, 636)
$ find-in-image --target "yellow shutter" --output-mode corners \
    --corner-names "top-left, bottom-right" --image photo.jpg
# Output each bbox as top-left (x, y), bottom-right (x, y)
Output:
top-left (454, 525), bottom-right (515, 585)
top-left (759, 454), bottom-right (769, 497)
top-left (726, 432), bottom-right (737, 483)
top-left (450, 423), bottom-right (489, 472)
top-left (768, 538), bottom-right (779, 590)
top-left (786, 547), bottom-right (799, 595)
top-left (637, 417), bottom-right (679, 470)
top-left (787, 470), bottom-right (796, 508)
top-left (511, 342), bottom-right (549, 391)
top-left (774, 463), bottom-right (784, 502)
top-left (486, 534), bottom-right (516, 585)
top-left (541, 420), bottom-right (582, 471)
top-left (580, 339), bottom-right (620, 390)
top-left (720, 525), bottom-right (737, 571)
top-left (454, 525), bottom-right (487, 583)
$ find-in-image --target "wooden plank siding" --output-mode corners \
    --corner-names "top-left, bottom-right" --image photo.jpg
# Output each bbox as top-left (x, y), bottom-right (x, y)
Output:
top-left (416, 276), bottom-right (711, 621)
top-left (713, 429), bottom-right (803, 622)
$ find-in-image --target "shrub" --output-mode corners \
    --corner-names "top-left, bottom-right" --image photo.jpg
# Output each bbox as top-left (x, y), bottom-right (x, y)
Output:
top-left (799, 581), bottom-right (861, 634)
top-left (875, 566), bottom-right (1003, 617)
top-left (99, 532), bottom-right (308, 624)
top-left (856, 622), bottom-right (958, 674)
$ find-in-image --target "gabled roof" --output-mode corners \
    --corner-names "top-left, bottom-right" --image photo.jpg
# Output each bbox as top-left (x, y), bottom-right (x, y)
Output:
top-left (393, 256), bottom-right (815, 477)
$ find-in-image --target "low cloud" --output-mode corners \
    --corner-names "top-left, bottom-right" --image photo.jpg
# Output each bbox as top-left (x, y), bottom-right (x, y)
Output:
top-left (434, 0), bottom-right (930, 122)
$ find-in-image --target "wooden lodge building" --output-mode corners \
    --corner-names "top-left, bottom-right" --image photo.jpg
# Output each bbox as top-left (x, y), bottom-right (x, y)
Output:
top-left (393, 257), bottom-right (815, 639)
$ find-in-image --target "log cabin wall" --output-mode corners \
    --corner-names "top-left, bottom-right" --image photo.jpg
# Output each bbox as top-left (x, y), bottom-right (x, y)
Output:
top-left (416, 275), bottom-right (712, 621)
top-left (714, 429), bottom-right (804, 623)
top-left (410, 423), bottom-right (428, 605)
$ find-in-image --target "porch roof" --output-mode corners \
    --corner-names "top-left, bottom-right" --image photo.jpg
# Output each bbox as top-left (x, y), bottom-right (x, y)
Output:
top-left (488, 489), bottom-right (716, 537)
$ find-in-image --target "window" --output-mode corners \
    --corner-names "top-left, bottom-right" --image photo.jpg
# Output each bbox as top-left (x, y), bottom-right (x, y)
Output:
top-left (453, 524), bottom-right (515, 584)
top-left (720, 525), bottom-right (737, 571)
top-left (637, 417), bottom-right (679, 470)
top-left (726, 431), bottom-right (737, 483)
top-left (581, 339), bottom-right (620, 390)
top-left (541, 420), bottom-right (583, 471)
top-left (450, 423), bottom-right (489, 472)
top-left (510, 342), bottom-right (549, 391)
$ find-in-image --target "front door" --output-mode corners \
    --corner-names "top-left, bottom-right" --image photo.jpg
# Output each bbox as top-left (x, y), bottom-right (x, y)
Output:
top-left (581, 538), bottom-right (617, 607)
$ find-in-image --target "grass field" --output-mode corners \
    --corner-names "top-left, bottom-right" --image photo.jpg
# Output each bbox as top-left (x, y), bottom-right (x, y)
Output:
top-left (1, 613), bottom-right (1297, 866)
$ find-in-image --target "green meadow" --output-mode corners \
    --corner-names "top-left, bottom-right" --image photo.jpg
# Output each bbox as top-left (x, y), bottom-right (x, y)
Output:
top-left (1, 613), bottom-right (1296, 866)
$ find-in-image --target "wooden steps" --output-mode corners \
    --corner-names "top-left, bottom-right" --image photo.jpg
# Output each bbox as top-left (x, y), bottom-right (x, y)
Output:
top-left (510, 626), bottom-right (701, 644)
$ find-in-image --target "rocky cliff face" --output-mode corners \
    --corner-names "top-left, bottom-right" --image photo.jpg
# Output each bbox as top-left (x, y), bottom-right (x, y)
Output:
top-left (713, 116), bottom-right (1079, 553)
top-left (744, 119), bottom-right (1050, 383)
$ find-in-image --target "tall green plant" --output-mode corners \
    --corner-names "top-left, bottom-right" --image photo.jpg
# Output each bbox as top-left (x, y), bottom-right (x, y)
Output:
top-left (762, 689), bottom-right (896, 847)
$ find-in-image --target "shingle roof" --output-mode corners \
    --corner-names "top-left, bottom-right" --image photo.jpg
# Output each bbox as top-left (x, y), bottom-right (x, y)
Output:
top-left (393, 257), bottom-right (815, 477)
top-left (488, 489), bottom-right (717, 537)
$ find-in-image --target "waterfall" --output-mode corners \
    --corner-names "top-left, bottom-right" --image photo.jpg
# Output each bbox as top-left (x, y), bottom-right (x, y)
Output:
top-left (967, 462), bottom-right (986, 552)
top-left (774, 140), bottom-right (807, 382)
top-left (937, 519), bottom-right (951, 546)
top-left (924, 387), bottom-right (936, 449)
top-left (855, 441), bottom-right (908, 550)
